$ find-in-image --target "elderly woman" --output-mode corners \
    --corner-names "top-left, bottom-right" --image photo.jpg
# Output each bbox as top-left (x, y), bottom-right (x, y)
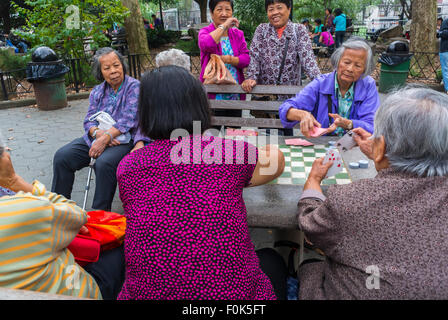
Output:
top-left (297, 86), bottom-right (448, 299)
top-left (198, 0), bottom-right (250, 104)
top-left (132, 48), bottom-right (191, 153)
top-left (279, 37), bottom-right (380, 137)
top-left (241, 0), bottom-right (321, 93)
top-left (52, 47), bottom-right (139, 211)
top-left (116, 65), bottom-right (288, 300)
top-left (0, 149), bottom-right (125, 300)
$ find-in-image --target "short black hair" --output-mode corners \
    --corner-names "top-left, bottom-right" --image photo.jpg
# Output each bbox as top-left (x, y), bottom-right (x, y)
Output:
top-left (138, 65), bottom-right (211, 140)
top-left (151, 14), bottom-right (156, 17)
top-left (315, 18), bottom-right (322, 25)
top-left (265, 0), bottom-right (291, 12)
top-left (321, 26), bottom-right (327, 32)
top-left (334, 8), bottom-right (343, 16)
top-left (209, 0), bottom-right (234, 13)
top-left (326, 8), bottom-right (332, 14)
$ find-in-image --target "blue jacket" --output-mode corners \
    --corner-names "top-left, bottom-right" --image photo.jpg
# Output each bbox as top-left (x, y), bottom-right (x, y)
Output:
top-left (333, 14), bottom-right (346, 32)
top-left (439, 18), bottom-right (448, 53)
top-left (279, 71), bottom-right (380, 134)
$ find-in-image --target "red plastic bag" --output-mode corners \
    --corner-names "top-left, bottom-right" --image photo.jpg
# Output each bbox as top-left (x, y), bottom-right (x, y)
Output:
top-left (67, 234), bottom-right (100, 266)
top-left (84, 210), bottom-right (126, 251)
top-left (68, 211), bottom-right (126, 265)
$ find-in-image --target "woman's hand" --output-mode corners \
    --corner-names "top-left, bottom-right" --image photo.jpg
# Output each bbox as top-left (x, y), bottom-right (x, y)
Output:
top-left (304, 157), bottom-right (333, 193)
top-left (241, 79), bottom-right (257, 93)
top-left (221, 17), bottom-right (239, 30)
top-left (0, 151), bottom-right (17, 190)
top-left (297, 110), bottom-right (321, 138)
top-left (89, 134), bottom-right (110, 159)
top-left (131, 141), bottom-right (145, 153)
top-left (0, 151), bottom-right (33, 193)
top-left (352, 127), bottom-right (374, 160)
top-left (328, 113), bottom-right (353, 130)
top-left (220, 55), bottom-right (239, 66)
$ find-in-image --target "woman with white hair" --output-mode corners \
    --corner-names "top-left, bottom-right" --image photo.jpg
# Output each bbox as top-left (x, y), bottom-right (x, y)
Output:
top-left (131, 49), bottom-right (192, 153)
top-left (279, 37), bottom-right (380, 137)
top-left (296, 86), bottom-right (448, 299)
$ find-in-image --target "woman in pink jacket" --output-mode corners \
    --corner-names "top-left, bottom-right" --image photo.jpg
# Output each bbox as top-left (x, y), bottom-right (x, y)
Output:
top-left (198, 0), bottom-right (250, 117)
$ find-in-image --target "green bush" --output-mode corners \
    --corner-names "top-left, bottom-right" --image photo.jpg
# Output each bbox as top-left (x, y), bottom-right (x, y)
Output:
top-left (436, 68), bottom-right (442, 81)
top-left (174, 39), bottom-right (199, 55)
top-left (146, 28), bottom-right (181, 48)
top-left (0, 49), bottom-right (31, 71)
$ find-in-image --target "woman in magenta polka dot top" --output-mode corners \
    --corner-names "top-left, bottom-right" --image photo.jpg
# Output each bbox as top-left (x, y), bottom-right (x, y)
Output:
top-left (116, 66), bottom-right (286, 300)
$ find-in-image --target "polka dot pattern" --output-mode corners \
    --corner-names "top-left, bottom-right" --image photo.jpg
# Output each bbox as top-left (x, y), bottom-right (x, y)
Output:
top-left (116, 135), bottom-right (276, 300)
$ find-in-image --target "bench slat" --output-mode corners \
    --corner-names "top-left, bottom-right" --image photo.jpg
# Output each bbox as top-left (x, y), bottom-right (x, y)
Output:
top-left (204, 84), bottom-right (302, 95)
top-left (211, 116), bottom-right (283, 128)
top-left (210, 100), bottom-right (280, 111)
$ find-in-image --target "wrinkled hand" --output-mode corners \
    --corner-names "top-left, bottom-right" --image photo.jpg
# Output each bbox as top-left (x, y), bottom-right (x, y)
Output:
top-left (0, 151), bottom-right (17, 189)
top-left (108, 139), bottom-right (121, 147)
top-left (328, 113), bottom-right (352, 130)
top-left (299, 110), bottom-right (321, 138)
top-left (352, 127), bottom-right (374, 160)
top-left (131, 141), bottom-right (145, 153)
top-left (89, 135), bottom-right (110, 159)
top-left (308, 157), bottom-right (333, 184)
top-left (220, 55), bottom-right (233, 65)
top-left (241, 79), bottom-right (257, 93)
top-left (222, 17), bottom-right (239, 30)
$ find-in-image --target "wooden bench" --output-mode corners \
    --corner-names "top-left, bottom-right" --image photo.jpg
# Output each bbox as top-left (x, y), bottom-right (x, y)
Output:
top-left (204, 84), bottom-right (303, 129)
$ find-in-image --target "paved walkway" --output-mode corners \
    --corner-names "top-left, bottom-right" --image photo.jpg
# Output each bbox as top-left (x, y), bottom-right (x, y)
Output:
top-left (0, 99), bottom-right (126, 213)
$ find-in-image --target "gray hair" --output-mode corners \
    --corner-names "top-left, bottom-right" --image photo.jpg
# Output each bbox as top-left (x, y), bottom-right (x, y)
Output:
top-left (373, 85), bottom-right (448, 177)
top-left (155, 49), bottom-right (191, 70)
top-left (330, 37), bottom-right (375, 78)
top-left (92, 47), bottom-right (128, 82)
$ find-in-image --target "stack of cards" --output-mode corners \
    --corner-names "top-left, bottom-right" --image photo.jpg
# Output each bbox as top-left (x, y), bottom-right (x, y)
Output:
top-left (285, 138), bottom-right (314, 146)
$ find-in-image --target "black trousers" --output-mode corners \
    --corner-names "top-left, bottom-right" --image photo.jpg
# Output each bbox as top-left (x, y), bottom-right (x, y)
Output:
top-left (256, 248), bottom-right (289, 300)
top-left (335, 31), bottom-right (345, 48)
top-left (51, 137), bottom-right (133, 211)
top-left (84, 245), bottom-right (125, 300)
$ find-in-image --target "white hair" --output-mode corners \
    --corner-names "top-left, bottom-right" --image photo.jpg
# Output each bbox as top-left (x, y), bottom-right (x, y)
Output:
top-left (373, 85), bottom-right (448, 177)
top-left (155, 49), bottom-right (191, 70)
top-left (330, 37), bottom-right (375, 78)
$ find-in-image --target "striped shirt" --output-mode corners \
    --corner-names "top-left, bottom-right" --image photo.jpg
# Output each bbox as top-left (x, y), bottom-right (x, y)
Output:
top-left (0, 181), bottom-right (101, 299)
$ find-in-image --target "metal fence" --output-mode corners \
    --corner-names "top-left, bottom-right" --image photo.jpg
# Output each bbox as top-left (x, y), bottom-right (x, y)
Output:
top-left (0, 51), bottom-right (441, 101)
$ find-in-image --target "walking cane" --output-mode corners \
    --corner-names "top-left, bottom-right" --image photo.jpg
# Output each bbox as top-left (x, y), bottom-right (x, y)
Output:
top-left (82, 158), bottom-right (96, 211)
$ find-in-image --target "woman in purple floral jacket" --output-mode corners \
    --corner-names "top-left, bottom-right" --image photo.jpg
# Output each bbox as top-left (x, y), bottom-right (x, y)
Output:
top-left (52, 48), bottom-right (139, 211)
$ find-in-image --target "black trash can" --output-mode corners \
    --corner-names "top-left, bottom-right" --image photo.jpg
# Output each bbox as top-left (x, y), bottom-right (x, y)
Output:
top-left (378, 41), bottom-right (413, 93)
top-left (26, 46), bottom-right (70, 110)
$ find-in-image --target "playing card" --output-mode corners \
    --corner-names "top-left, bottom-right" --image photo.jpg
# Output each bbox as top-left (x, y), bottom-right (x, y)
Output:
top-left (309, 126), bottom-right (328, 137)
top-left (323, 149), bottom-right (343, 177)
top-left (336, 130), bottom-right (357, 153)
top-left (285, 138), bottom-right (314, 146)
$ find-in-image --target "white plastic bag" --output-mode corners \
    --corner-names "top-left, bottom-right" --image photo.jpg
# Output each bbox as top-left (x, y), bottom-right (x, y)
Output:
top-left (88, 111), bottom-right (131, 144)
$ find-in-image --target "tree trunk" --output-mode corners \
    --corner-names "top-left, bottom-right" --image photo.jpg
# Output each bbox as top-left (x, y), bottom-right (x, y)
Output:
top-left (0, 1), bottom-right (11, 34)
top-left (120, 0), bottom-right (151, 55)
top-left (410, 0), bottom-right (437, 53)
top-left (194, 0), bottom-right (208, 23)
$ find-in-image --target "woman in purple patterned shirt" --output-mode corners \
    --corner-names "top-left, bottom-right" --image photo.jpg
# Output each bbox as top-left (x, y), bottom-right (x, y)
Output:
top-left (241, 0), bottom-right (321, 93)
top-left (116, 66), bottom-right (289, 300)
top-left (51, 48), bottom-right (140, 211)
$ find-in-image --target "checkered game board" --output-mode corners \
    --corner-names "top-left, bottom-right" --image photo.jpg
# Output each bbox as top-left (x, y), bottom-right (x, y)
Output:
top-left (270, 144), bottom-right (352, 186)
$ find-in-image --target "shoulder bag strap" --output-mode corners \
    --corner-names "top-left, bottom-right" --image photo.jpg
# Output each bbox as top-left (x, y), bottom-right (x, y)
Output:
top-left (327, 94), bottom-right (333, 126)
top-left (277, 37), bottom-right (290, 85)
